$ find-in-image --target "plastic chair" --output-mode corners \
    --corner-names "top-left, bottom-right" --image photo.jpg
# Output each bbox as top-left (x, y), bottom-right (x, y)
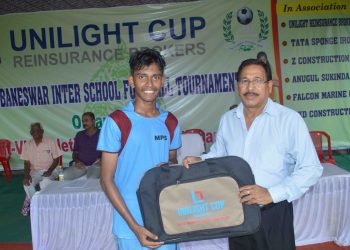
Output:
top-left (309, 131), bottom-right (336, 164)
top-left (0, 139), bottom-right (13, 182)
top-left (177, 129), bottom-right (206, 163)
top-left (182, 129), bottom-right (206, 145)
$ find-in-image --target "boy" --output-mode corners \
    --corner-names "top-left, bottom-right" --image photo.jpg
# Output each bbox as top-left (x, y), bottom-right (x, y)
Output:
top-left (97, 49), bottom-right (181, 250)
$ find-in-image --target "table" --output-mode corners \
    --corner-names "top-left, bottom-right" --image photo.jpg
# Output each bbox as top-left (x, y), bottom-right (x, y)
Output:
top-left (30, 179), bottom-right (117, 250)
top-left (293, 163), bottom-right (350, 246)
top-left (31, 164), bottom-right (350, 250)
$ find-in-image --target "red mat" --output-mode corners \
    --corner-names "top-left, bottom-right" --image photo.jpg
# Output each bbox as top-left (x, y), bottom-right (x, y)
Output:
top-left (0, 243), bottom-right (32, 250)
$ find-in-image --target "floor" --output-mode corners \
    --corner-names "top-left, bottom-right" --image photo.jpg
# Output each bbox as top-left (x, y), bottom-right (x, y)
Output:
top-left (298, 243), bottom-right (350, 250)
top-left (0, 243), bottom-right (32, 250)
top-left (1, 241), bottom-right (350, 250)
top-left (0, 176), bottom-right (31, 243)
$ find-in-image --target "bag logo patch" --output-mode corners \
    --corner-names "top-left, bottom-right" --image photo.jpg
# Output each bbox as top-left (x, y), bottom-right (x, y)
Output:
top-left (159, 176), bottom-right (244, 234)
top-left (191, 191), bottom-right (204, 204)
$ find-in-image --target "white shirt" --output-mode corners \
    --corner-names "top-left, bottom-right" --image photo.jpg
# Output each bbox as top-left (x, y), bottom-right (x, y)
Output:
top-left (20, 136), bottom-right (62, 173)
top-left (201, 99), bottom-right (323, 203)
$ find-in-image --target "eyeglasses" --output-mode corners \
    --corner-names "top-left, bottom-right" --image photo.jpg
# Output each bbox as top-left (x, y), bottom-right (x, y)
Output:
top-left (238, 78), bottom-right (268, 86)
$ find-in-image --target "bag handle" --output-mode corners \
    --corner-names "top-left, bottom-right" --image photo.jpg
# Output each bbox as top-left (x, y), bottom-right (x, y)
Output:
top-left (159, 162), bottom-right (210, 185)
top-left (159, 163), bottom-right (184, 185)
top-left (159, 160), bottom-right (218, 185)
top-left (194, 159), bottom-right (218, 174)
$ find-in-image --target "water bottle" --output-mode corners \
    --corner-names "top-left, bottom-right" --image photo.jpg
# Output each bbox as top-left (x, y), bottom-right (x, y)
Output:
top-left (58, 165), bottom-right (64, 181)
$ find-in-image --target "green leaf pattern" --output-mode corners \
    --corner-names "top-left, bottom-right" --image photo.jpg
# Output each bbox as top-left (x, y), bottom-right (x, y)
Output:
top-left (223, 11), bottom-right (234, 43)
top-left (258, 10), bottom-right (269, 41)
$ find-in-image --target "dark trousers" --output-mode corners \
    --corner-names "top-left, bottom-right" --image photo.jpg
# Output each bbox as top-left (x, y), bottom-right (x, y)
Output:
top-left (229, 201), bottom-right (296, 250)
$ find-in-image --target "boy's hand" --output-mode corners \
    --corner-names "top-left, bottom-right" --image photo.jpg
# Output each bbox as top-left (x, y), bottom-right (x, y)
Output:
top-left (134, 225), bottom-right (164, 249)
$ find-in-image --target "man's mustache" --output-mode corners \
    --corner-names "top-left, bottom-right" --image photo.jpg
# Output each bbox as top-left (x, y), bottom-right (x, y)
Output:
top-left (243, 92), bottom-right (259, 96)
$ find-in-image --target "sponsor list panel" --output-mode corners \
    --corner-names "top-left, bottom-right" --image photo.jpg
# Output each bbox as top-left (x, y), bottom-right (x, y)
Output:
top-left (276, 0), bottom-right (350, 147)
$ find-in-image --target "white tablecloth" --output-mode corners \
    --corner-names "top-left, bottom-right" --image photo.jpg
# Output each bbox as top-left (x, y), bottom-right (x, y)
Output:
top-left (31, 164), bottom-right (350, 250)
top-left (31, 179), bottom-right (117, 250)
top-left (293, 163), bottom-right (350, 246)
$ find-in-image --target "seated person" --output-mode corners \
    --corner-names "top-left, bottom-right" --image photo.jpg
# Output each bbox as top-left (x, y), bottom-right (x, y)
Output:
top-left (21, 122), bottom-right (62, 200)
top-left (63, 112), bottom-right (101, 180)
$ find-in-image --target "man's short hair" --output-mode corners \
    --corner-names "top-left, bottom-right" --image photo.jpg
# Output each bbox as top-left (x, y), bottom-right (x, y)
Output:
top-left (30, 122), bottom-right (44, 134)
top-left (82, 112), bottom-right (95, 120)
top-left (129, 48), bottom-right (166, 76)
top-left (237, 58), bottom-right (272, 81)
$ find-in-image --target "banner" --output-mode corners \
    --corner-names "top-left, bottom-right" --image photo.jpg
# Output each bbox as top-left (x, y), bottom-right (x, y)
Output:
top-left (0, 0), bottom-right (276, 169)
top-left (1, 0), bottom-right (349, 170)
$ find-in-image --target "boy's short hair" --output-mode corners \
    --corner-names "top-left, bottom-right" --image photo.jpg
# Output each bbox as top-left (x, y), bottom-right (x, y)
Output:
top-left (129, 48), bottom-right (166, 75)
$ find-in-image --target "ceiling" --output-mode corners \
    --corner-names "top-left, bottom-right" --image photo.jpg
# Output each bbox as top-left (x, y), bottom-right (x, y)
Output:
top-left (0, 0), bottom-right (197, 15)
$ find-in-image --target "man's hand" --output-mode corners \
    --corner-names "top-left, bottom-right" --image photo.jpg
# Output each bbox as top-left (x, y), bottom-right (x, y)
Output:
top-left (75, 161), bottom-right (86, 169)
top-left (239, 185), bottom-right (273, 206)
top-left (182, 156), bottom-right (202, 168)
top-left (23, 174), bottom-right (32, 186)
top-left (133, 224), bottom-right (164, 249)
top-left (93, 159), bottom-right (101, 166)
top-left (42, 169), bottom-right (53, 177)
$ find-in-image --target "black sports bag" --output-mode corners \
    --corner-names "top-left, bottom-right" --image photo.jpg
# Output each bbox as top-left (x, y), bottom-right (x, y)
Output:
top-left (137, 156), bottom-right (261, 243)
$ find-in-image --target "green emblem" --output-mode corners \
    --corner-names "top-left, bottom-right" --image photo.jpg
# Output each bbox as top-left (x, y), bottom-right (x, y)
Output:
top-left (223, 9), bottom-right (269, 51)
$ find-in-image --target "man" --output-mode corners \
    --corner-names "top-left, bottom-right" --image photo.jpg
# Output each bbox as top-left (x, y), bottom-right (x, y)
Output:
top-left (97, 49), bottom-right (181, 250)
top-left (63, 112), bottom-right (101, 180)
top-left (183, 59), bottom-right (323, 250)
top-left (21, 123), bottom-right (62, 200)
